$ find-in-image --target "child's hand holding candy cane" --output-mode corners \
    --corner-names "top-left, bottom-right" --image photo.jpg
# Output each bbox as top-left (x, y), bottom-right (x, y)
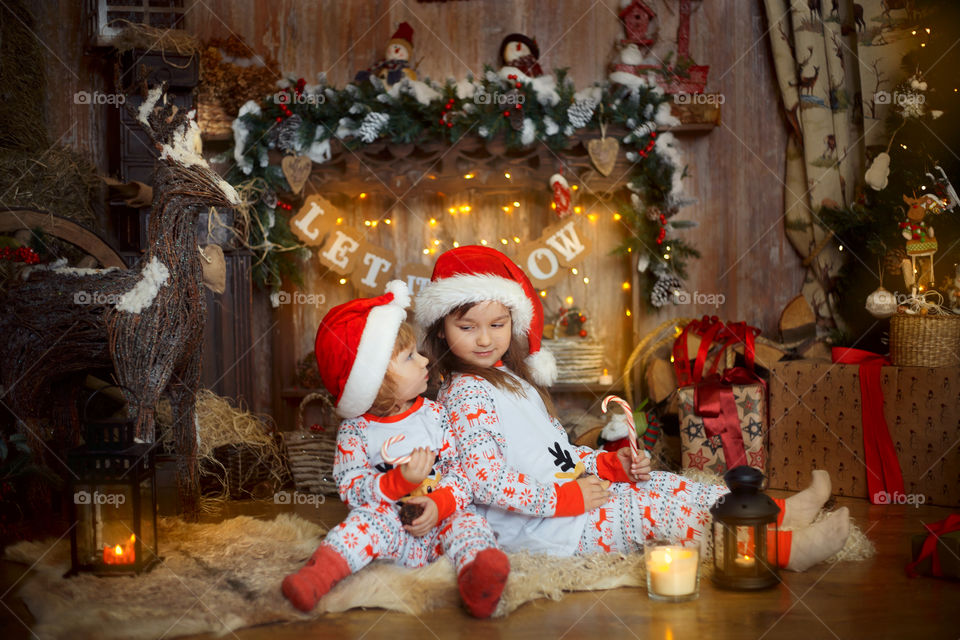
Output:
top-left (602, 396), bottom-right (652, 483)
top-left (381, 435), bottom-right (437, 485)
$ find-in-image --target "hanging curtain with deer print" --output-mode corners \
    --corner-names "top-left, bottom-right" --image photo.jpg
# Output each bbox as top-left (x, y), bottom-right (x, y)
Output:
top-left (762, 0), bottom-right (865, 331)
top-left (763, 0), bottom-right (921, 332)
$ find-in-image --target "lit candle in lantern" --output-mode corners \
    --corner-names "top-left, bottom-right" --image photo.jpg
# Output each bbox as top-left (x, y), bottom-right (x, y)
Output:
top-left (646, 544), bottom-right (699, 600)
top-left (103, 534), bottom-right (136, 565)
top-left (734, 554), bottom-right (756, 569)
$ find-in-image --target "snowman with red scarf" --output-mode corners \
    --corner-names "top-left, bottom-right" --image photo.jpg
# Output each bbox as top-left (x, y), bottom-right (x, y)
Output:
top-left (499, 33), bottom-right (543, 78)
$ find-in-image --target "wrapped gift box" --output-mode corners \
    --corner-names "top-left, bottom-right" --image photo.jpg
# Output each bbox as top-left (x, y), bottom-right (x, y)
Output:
top-left (678, 381), bottom-right (767, 476)
top-left (910, 529), bottom-right (960, 580)
top-left (767, 361), bottom-right (960, 507)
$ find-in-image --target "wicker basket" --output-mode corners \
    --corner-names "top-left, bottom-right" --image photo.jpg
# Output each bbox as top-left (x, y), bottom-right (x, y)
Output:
top-left (890, 313), bottom-right (960, 367)
top-left (208, 437), bottom-right (288, 499)
top-left (284, 391), bottom-right (339, 495)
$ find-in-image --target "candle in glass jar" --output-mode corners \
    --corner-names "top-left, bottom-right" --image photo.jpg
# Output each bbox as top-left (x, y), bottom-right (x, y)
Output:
top-left (647, 546), bottom-right (698, 596)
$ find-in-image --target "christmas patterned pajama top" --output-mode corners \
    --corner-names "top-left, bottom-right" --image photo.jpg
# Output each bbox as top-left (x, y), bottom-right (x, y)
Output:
top-left (325, 396), bottom-right (498, 573)
top-left (438, 370), bottom-right (730, 556)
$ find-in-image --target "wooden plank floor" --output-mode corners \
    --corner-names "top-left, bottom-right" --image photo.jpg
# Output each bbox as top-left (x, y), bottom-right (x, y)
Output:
top-left (2, 491), bottom-right (958, 639)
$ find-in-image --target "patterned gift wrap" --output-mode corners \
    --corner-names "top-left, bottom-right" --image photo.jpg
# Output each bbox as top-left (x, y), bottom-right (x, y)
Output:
top-left (767, 360), bottom-right (960, 507)
top-left (677, 383), bottom-right (768, 476)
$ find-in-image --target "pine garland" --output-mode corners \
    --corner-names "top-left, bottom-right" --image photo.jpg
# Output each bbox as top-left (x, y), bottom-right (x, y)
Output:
top-left (228, 67), bottom-right (698, 302)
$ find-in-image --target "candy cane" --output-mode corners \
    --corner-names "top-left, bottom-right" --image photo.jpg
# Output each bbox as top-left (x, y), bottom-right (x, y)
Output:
top-left (381, 434), bottom-right (412, 465)
top-left (601, 395), bottom-right (641, 464)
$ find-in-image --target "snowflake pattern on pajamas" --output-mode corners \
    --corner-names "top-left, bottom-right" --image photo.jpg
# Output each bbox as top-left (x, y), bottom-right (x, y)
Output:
top-left (439, 371), bottom-right (730, 557)
top-left (327, 397), bottom-right (498, 571)
top-left (575, 471), bottom-right (729, 555)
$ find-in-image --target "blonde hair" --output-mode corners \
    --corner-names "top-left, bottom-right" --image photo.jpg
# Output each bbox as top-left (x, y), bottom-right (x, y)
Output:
top-left (421, 303), bottom-right (556, 416)
top-left (366, 322), bottom-right (418, 417)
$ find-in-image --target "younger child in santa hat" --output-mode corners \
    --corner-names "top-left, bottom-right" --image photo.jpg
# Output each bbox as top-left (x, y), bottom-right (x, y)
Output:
top-left (281, 280), bottom-right (508, 618)
top-left (415, 246), bottom-right (849, 570)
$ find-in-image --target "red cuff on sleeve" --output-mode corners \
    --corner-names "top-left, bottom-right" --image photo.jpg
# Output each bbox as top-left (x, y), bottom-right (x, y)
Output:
top-left (596, 451), bottom-right (632, 483)
top-left (427, 487), bottom-right (457, 522)
top-left (379, 468), bottom-right (420, 501)
top-left (554, 481), bottom-right (585, 517)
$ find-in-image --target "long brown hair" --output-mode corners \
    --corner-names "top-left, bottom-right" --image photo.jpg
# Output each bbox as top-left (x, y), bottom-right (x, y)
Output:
top-left (367, 322), bottom-right (417, 417)
top-left (420, 303), bottom-right (556, 417)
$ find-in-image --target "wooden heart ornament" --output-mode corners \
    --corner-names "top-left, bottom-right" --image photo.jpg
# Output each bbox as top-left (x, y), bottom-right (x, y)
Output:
top-left (281, 155), bottom-right (312, 195)
top-left (588, 137), bottom-right (619, 177)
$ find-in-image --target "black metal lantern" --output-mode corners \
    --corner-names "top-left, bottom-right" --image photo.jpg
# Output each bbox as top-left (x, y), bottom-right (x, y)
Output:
top-left (66, 386), bottom-right (160, 577)
top-left (710, 465), bottom-right (780, 590)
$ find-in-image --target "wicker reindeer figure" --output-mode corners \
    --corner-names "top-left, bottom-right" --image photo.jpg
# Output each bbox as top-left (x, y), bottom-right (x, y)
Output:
top-left (0, 87), bottom-right (239, 519)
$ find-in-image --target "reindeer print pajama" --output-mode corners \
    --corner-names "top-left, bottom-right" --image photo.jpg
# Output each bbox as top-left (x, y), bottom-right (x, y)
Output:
top-left (325, 397), bottom-right (498, 574)
top-left (438, 371), bottom-right (729, 556)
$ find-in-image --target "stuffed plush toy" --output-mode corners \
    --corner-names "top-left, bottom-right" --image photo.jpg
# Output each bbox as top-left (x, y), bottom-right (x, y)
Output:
top-left (499, 33), bottom-right (543, 77)
top-left (355, 22), bottom-right (417, 89)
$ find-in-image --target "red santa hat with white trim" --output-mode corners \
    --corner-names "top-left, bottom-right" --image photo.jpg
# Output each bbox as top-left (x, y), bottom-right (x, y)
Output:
top-left (315, 280), bottom-right (411, 418)
top-left (414, 245), bottom-right (557, 386)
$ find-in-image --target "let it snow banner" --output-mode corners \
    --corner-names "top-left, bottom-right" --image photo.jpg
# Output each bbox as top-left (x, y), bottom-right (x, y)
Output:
top-left (289, 194), bottom-right (592, 295)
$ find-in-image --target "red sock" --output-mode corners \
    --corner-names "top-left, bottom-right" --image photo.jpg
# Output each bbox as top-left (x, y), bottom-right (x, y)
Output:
top-left (281, 545), bottom-right (351, 612)
top-left (739, 527), bottom-right (793, 569)
top-left (457, 548), bottom-right (510, 618)
top-left (773, 498), bottom-right (786, 527)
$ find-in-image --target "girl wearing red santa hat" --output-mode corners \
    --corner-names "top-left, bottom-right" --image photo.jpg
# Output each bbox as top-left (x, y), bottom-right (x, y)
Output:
top-left (281, 280), bottom-right (508, 618)
top-left (416, 246), bottom-right (849, 570)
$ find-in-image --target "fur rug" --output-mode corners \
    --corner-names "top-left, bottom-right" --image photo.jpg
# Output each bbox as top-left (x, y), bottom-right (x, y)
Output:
top-left (5, 506), bottom-right (874, 640)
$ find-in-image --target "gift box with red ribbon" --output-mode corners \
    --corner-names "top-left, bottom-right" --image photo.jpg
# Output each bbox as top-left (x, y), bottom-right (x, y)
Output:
top-left (767, 354), bottom-right (960, 507)
top-left (674, 317), bottom-right (768, 476)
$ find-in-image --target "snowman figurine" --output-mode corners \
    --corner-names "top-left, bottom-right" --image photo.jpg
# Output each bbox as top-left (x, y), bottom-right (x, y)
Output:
top-left (499, 33), bottom-right (543, 78)
top-left (355, 22), bottom-right (417, 89)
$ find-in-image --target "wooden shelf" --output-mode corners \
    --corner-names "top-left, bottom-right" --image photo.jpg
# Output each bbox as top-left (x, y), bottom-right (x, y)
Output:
top-left (550, 382), bottom-right (625, 395)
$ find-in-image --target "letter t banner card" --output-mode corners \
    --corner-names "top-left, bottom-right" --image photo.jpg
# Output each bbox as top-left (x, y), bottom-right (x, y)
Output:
top-left (350, 242), bottom-right (397, 295)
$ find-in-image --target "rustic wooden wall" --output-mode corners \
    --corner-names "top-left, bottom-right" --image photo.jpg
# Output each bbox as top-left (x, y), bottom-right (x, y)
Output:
top-left (35, 0), bottom-right (801, 423)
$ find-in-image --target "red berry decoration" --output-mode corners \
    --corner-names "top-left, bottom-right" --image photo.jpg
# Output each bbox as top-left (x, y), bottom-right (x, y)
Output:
top-left (579, 329), bottom-right (588, 338)
top-left (503, 110), bottom-right (510, 117)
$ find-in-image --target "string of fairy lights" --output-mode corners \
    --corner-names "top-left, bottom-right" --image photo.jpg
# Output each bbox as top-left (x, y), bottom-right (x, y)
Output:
top-left (338, 174), bottom-right (637, 318)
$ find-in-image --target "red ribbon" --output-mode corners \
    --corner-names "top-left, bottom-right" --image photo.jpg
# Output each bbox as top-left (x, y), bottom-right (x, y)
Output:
top-left (673, 316), bottom-right (760, 387)
top-left (693, 367), bottom-right (764, 470)
top-left (831, 347), bottom-right (905, 505)
top-left (905, 513), bottom-right (960, 578)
